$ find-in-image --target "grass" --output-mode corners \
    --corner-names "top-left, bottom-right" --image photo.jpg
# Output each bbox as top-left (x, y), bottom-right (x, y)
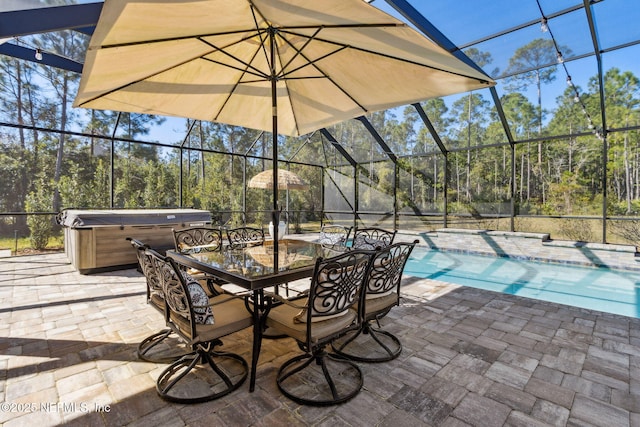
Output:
top-left (0, 235), bottom-right (64, 255)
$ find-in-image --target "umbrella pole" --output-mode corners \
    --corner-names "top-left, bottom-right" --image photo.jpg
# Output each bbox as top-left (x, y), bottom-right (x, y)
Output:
top-left (270, 27), bottom-right (279, 270)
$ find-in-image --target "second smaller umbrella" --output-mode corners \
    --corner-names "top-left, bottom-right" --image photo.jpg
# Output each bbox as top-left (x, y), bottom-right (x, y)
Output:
top-left (249, 169), bottom-right (308, 240)
top-left (248, 169), bottom-right (309, 191)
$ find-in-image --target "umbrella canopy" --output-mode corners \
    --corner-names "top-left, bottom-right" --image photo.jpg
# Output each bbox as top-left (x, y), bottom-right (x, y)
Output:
top-left (73, 0), bottom-right (495, 244)
top-left (74, 0), bottom-right (493, 137)
top-left (249, 169), bottom-right (308, 190)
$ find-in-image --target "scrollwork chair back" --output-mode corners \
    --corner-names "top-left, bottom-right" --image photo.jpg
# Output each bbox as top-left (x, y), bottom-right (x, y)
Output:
top-left (352, 227), bottom-right (397, 250)
top-left (173, 227), bottom-right (223, 253)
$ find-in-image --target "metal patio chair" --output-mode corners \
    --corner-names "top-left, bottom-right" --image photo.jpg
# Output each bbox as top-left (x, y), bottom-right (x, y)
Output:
top-left (173, 226), bottom-right (223, 253)
top-left (149, 249), bottom-right (254, 404)
top-left (318, 224), bottom-right (352, 247)
top-left (226, 227), bottom-right (265, 248)
top-left (351, 227), bottom-right (397, 250)
top-left (127, 237), bottom-right (186, 363)
top-left (332, 240), bottom-right (417, 362)
top-left (173, 226), bottom-right (225, 295)
top-left (265, 250), bottom-right (373, 406)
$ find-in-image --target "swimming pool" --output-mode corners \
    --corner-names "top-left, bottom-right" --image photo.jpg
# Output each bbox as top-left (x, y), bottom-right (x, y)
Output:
top-left (404, 247), bottom-right (640, 319)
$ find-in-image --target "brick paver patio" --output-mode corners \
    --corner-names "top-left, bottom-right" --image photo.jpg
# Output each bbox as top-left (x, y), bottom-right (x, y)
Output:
top-left (1, 252), bottom-right (638, 426)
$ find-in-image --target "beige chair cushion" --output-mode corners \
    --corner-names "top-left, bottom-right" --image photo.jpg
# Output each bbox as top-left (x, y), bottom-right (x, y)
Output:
top-left (290, 296), bottom-right (349, 323)
top-left (294, 308), bottom-right (348, 323)
top-left (362, 292), bottom-right (397, 317)
top-left (266, 302), bottom-right (356, 344)
top-left (171, 296), bottom-right (253, 342)
top-left (187, 267), bottom-right (205, 276)
top-left (366, 289), bottom-right (394, 299)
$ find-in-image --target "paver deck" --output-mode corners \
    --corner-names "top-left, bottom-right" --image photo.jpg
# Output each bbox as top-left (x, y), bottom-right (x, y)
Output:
top-left (1, 252), bottom-right (639, 426)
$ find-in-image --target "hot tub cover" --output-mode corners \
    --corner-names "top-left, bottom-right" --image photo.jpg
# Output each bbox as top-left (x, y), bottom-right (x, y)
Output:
top-left (58, 209), bottom-right (212, 228)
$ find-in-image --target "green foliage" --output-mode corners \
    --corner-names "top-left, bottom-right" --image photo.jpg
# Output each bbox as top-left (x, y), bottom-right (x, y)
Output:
top-left (58, 153), bottom-right (107, 209)
top-left (543, 171), bottom-right (586, 215)
top-left (3, 31), bottom-right (640, 247)
top-left (25, 178), bottom-right (54, 250)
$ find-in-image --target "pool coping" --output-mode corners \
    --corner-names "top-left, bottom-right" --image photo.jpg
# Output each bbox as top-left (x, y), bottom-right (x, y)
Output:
top-left (396, 228), bottom-right (640, 271)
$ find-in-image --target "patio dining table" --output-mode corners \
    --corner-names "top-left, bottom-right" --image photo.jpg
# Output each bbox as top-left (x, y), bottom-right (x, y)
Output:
top-left (167, 238), bottom-right (347, 392)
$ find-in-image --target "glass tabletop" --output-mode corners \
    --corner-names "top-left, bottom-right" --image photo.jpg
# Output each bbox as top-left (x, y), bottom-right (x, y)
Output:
top-left (170, 238), bottom-right (347, 289)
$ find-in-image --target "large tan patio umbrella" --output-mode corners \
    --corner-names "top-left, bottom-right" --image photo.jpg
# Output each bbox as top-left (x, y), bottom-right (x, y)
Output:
top-left (73, 0), bottom-right (494, 245)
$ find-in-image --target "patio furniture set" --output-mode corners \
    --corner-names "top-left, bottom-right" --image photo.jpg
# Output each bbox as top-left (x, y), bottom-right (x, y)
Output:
top-left (128, 225), bottom-right (416, 406)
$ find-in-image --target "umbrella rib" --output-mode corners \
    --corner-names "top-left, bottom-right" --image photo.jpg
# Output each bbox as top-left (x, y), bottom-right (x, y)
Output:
top-left (249, 2), bottom-right (274, 81)
top-left (275, 23), bottom-right (408, 31)
top-left (75, 53), bottom-right (213, 107)
top-left (266, 25), bottom-right (490, 133)
top-left (278, 27), bottom-right (492, 84)
top-left (278, 43), bottom-right (349, 81)
top-left (349, 45), bottom-right (491, 83)
top-left (78, 30), bottom-right (272, 108)
top-left (275, 31), bottom-right (368, 123)
top-left (97, 28), bottom-right (263, 50)
top-left (198, 35), bottom-right (270, 80)
top-left (271, 29), bottom-right (366, 134)
top-left (201, 39), bottom-right (270, 123)
top-left (198, 5), bottom-right (271, 124)
top-left (200, 56), bottom-right (266, 80)
top-left (275, 26), bottom-right (323, 79)
top-left (93, 24), bottom-right (404, 50)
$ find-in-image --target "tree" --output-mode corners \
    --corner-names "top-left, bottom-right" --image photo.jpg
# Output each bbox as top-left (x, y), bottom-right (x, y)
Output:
top-left (504, 38), bottom-right (571, 205)
top-left (596, 68), bottom-right (640, 212)
top-left (34, 30), bottom-right (88, 213)
top-left (0, 55), bottom-right (42, 231)
top-left (407, 98), bottom-right (452, 208)
top-left (464, 47), bottom-right (500, 79)
top-left (504, 38), bottom-right (567, 136)
top-left (497, 93), bottom-right (537, 201)
top-left (460, 48), bottom-right (496, 201)
top-left (449, 93), bottom-right (490, 202)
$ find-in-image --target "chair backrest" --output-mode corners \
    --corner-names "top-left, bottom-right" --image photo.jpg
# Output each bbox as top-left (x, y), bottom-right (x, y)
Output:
top-left (352, 227), bottom-right (397, 250)
top-left (173, 226), bottom-right (223, 253)
top-left (128, 237), bottom-right (163, 300)
top-left (226, 227), bottom-right (265, 248)
top-left (364, 241), bottom-right (417, 306)
top-left (146, 249), bottom-right (215, 342)
top-left (300, 250), bottom-right (372, 343)
top-left (318, 225), bottom-right (352, 246)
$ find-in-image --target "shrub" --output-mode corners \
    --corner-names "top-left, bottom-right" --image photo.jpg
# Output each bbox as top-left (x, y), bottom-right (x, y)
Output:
top-left (557, 218), bottom-right (593, 242)
top-left (25, 179), bottom-right (54, 250)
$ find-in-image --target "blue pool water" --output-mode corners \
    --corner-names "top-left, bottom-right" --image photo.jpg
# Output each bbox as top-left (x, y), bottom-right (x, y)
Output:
top-left (404, 248), bottom-right (640, 319)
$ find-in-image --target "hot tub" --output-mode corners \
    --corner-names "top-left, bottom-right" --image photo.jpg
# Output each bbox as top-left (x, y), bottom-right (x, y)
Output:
top-left (58, 208), bottom-right (212, 274)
